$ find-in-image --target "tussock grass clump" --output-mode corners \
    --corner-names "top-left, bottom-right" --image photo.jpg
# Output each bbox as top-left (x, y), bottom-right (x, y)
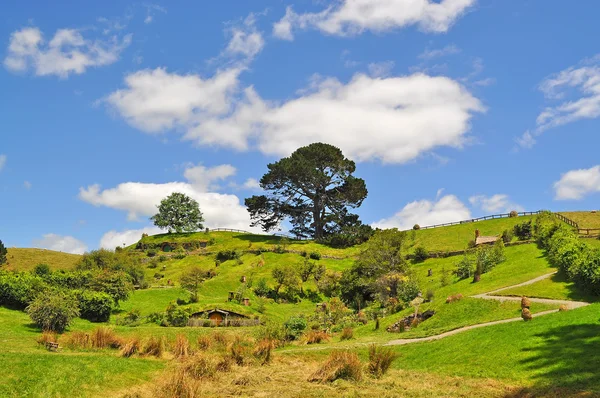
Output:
top-left (120, 337), bottom-right (141, 358)
top-left (154, 369), bottom-right (199, 398)
top-left (197, 335), bottom-right (211, 351)
top-left (91, 327), bottom-right (122, 349)
top-left (173, 334), bottom-right (191, 359)
top-left (445, 294), bottom-right (464, 304)
top-left (340, 327), bottom-right (354, 341)
top-left (183, 354), bottom-right (216, 380)
top-left (521, 296), bottom-right (531, 309)
top-left (559, 304), bottom-right (569, 312)
top-left (368, 345), bottom-right (399, 378)
top-left (229, 340), bottom-right (247, 366)
top-left (211, 332), bottom-right (229, 346)
top-left (64, 331), bottom-right (91, 349)
top-left (304, 330), bottom-right (330, 345)
top-left (253, 339), bottom-right (274, 365)
top-left (308, 351), bottom-right (362, 383)
top-left (521, 308), bottom-right (533, 321)
top-left (143, 336), bottom-right (166, 358)
top-left (215, 356), bottom-right (233, 373)
top-left (36, 331), bottom-right (58, 346)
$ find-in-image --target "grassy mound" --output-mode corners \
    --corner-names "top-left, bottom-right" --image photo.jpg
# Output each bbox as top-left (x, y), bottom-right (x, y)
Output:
top-left (4, 248), bottom-right (81, 271)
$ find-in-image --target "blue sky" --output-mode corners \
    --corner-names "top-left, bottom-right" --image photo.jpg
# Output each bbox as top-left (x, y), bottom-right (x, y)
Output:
top-left (1, 0), bottom-right (600, 254)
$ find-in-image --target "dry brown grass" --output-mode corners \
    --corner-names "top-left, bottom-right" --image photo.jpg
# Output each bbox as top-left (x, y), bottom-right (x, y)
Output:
top-left (120, 337), bottom-right (142, 358)
top-left (173, 334), bottom-right (191, 359)
top-left (368, 344), bottom-right (399, 378)
top-left (183, 354), bottom-right (216, 380)
top-left (143, 336), bottom-right (166, 358)
top-left (64, 331), bottom-right (92, 349)
top-left (196, 335), bottom-right (211, 351)
top-left (253, 338), bottom-right (275, 365)
top-left (36, 331), bottom-right (58, 346)
top-left (228, 340), bottom-right (247, 366)
top-left (340, 327), bottom-right (354, 341)
top-left (304, 330), bottom-right (330, 345)
top-left (211, 331), bottom-right (229, 346)
top-left (154, 369), bottom-right (200, 398)
top-left (92, 327), bottom-right (123, 349)
top-left (308, 351), bottom-right (363, 383)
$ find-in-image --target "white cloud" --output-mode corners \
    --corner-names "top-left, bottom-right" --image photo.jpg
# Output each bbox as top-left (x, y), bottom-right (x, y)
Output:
top-left (0, 155), bottom-right (6, 172)
top-left (469, 194), bottom-right (524, 213)
top-left (553, 165), bottom-right (600, 200)
top-left (515, 130), bottom-right (536, 149)
top-left (105, 69), bottom-right (483, 164)
top-left (100, 226), bottom-right (162, 249)
top-left (79, 163), bottom-right (258, 231)
top-left (183, 164), bottom-right (237, 191)
top-left (223, 13), bottom-right (265, 62)
top-left (373, 194), bottom-right (471, 230)
top-left (242, 178), bottom-right (261, 190)
top-left (521, 57), bottom-right (600, 148)
top-left (418, 44), bottom-right (461, 60)
top-left (273, 0), bottom-right (477, 40)
top-left (23, 181), bottom-right (32, 190)
top-left (367, 61), bottom-right (395, 78)
top-left (4, 26), bottom-right (131, 78)
top-left (32, 234), bottom-right (88, 255)
top-left (144, 4), bottom-right (167, 25)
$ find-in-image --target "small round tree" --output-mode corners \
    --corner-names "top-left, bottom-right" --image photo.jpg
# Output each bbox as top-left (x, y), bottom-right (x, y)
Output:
top-left (27, 292), bottom-right (80, 333)
top-left (151, 193), bottom-right (205, 233)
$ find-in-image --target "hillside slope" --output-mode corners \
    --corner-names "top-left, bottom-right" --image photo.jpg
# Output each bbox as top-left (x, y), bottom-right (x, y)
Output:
top-left (4, 248), bottom-right (81, 271)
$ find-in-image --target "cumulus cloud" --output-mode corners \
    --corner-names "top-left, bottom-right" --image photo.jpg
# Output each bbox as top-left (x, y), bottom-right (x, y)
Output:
top-left (0, 155), bottom-right (6, 172)
top-left (242, 178), bottom-right (261, 190)
top-left (32, 234), bottom-right (88, 254)
top-left (79, 163), bottom-right (258, 231)
top-left (519, 57), bottom-right (600, 148)
top-left (183, 164), bottom-right (237, 191)
top-left (223, 13), bottom-right (265, 62)
top-left (367, 61), bottom-right (395, 78)
top-left (553, 165), bottom-right (600, 200)
top-left (373, 194), bottom-right (471, 230)
top-left (100, 226), bottom-right (162, 249)
top-left (273, 0), bottom-right (477, 40)
top-left (4, 26), bottom-right (131, 78)
top-left (469, 194), bottom-right (524, 213)
top-left (105, 69), bottom-right (483, 164)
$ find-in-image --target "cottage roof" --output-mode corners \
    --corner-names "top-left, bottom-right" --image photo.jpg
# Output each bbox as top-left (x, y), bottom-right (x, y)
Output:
top-left (475, 236), bottom-right (499, 245)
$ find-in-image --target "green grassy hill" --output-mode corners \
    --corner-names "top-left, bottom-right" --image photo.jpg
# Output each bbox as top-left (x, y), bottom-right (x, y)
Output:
top-left (4, 248), bottom-right (81, 271)
top-left (559, 211), bottom-right (600, 228)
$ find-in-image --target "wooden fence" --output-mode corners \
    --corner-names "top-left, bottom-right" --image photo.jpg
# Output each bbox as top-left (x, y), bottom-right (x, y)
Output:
top-left (417, 211), bottom-right (542, 230)
top-left (552, 213), bottom-right (600, 237)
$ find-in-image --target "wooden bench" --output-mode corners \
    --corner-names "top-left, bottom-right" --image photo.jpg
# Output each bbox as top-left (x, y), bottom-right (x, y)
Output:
top-left (45, 342), bottom-right (59, 352)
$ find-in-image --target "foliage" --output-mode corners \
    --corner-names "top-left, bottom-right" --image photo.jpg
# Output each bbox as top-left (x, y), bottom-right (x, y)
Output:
top-left (0, 271), bottom-right (46, 309)
top-left (33, 263), bottom-right (51, 276)
top-left (164, 302), bottom-right (191, 327)
top-left (215, 250), bottom-right (240, 262)
top-left (245, 143), bottom-right (368, 240)
top-left (179, 266), bottom-right (209, 302)
top-left (368, 345), bottom-right (399, 378)
top-left (271, 264), bottom-right (301, 297)
top-left (283, 316), bottom-right (307, 340)
top-left (309, 251), bottom-right (322, 260)
top-left (76, 290), bottom-right (114, 322)
top-left (513, 220), bottom-right (533, 240)
top-left (89, 271), bottom-right (133, 304)
top-left (454, 254), bottom-right (474, 280)
top-left (501, 229), bottom-right (513, 244)
top-left (26, 290), bottom-right (80, 333)
top-left (412, 246), bottom-right (429, 263)
top-left (151, 192), bottom-right (205, 233)
top-left (321, 222), bottom-right (374, 248)
top-left (0, 240), bottom-right (6, 265)
top-left (316, 270), bottom-right (342, 297)
top-left (76, 249), bottom-right (146, 288)
top-left (253, 278), bottom-right (272, 298)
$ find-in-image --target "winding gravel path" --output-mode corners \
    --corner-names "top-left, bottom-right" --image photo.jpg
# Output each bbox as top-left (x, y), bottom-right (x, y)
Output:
top-left (386, 272), bottom-right (591, 346)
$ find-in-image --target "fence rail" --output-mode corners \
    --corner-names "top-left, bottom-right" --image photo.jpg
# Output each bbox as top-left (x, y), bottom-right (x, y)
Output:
top-left (417, 211), bottom-right (542, 230)
top-left (553, 213), bottom-right (579, 228)
top-left (552, 213), bottom-right (600, 237)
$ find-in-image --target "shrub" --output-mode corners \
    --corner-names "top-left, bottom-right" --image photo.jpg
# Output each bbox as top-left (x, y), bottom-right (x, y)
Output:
top-left (309, 251), bottom-right (321, 260)
top-left (147, 312), bottom-right (164, 325)
top-left (215, 250), bottom-right (240, 262)
top-left (77, 290), bottom-right (114, 322)
top-left (509, 210), bottom-right (519, 218)
top-left (412, 247), bottom-right (429, 263)
top-left (165, 302), bottom-right (191, 327)
top-left (368, 344), bottom-right (399, 378)
top-left (514, 221), bottom-right (533, 240)
top-left (412, 224), bottom-right (420, 230)
top-left (255, 321), bottom-right (286, 347)
top-left (0, 271), bottom-right (47, 309)
top-left (120, 337), bottom-right (141, 357)
top-left (521, 296), bottom-right (531, 309)
top-left (173, 253), bottom-right (187, 260)
top-left (501, 229), bottom-right (513, 244)
top-left (340, 327), bottom-right (354, 341)
top-left (147, 249), bottom-right (157, 257)
top-left (253, 339), bottom-right (275, 365)
top-left (309, 351), bottom-right (363, 383)
top-left (304, 330), bottom-right (330, 344)
top-left (158, 255), bottom-right (168, 262)
top-left (27, 291), bottom-right (79, 333)
top-left (425, 289), bottom-right (435, 302)
top-left (0, 240), bottom-right (6, 265)
top-left (455, 254), bottom-right (474, 280)
top-left (173, 334), bottom-right (191, 358)
top-left (284, 316), bottom-right (307, 340)
top-left (33, 263), bottom-right (51, 276)
top-left (147, 261), bottom-right (158, 269)
top-left (143, 336), bottom-right (165, 357)
top-left (440, 267), bottom-right (450, 287)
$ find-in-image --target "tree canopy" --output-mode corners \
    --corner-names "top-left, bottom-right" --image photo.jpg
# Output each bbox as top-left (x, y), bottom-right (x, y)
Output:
top-left (151, 192), bottom-right (205, 233)
top-left (245, 143), bottom-right (368, 240)
top-left (0, 239), bottom-right (6, 265)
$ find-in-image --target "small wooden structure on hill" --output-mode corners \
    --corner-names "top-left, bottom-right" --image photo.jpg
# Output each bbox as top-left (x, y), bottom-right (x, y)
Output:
top-left (474, 229), bottom-right (499, 246)
top-left (189, 308), bottom-right (259, 327)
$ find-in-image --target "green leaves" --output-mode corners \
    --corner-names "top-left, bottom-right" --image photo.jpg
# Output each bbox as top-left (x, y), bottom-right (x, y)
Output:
top-left (151, 192), bottom-right (205, 233)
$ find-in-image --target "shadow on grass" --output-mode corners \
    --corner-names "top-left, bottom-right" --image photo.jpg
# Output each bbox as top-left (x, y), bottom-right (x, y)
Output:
top-left (505, 323), bottom-right (600, 397)
top-left (550, 272), bottom-right (599, 303)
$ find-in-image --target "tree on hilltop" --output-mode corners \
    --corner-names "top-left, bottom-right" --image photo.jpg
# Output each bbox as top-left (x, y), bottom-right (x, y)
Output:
top-left (151, 192), bottom-right (205, 234)
top-left (0, 239), bottom-right (7, 265)
top-left (245, 143), bottom-right (368, 240)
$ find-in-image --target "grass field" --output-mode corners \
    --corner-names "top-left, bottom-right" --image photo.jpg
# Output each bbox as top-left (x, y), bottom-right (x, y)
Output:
top-left (559, 211), bottom-right (600, 228)
top-left (497, 272), bottom-right (598, 302)
top-left (4, 248), bottom-right (81, 271)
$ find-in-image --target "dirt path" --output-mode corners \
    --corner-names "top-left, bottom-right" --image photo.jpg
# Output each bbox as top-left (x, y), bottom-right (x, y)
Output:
top-left (386, 272), bottom-right (591, 346)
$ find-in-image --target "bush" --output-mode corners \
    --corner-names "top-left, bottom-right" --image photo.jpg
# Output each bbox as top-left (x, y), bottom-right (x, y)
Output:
top-left (304, 330), bottom-right (330, 344)
top-left (77, 290), bottom-right (114, 322)
top-left (308, 351), bottom-right (363, 383)
top-left (309, 251), bottom-right (321, 260)
top-left (143, 336), bottom-right (165, 357)
top-left (27, 291), bottom-right (80, 333)
top-left (215, 250), bottom-right (240, 262)
top-left (509, 210), bottom-right (519, 218)
top-left (412, 246), bottom-right (429, 263)
top-left (147, 312), bottom-right (164, 325)
top-left (284, 316), bottom-right (307, 340)
top-left (158, 255), bottom-right (168, 262)
top-left (501, 229), bottom-right (513, 244)
top-left (514, 221), bottom-right (533, 240)
top-left (368, 344), bottom-right (399, 378)
top-left (0, 240), bottom-right (6, 265)
top-left (165, 302), bottom-right (191, 327)
top-left (0, 271), bottom-right (47, 309)
top-left (147, 249), bottom-right (157, 257)
top-left (412, 224), bottom-right (421, 230)
top-left (33, 263), bottom-right (51, 276)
